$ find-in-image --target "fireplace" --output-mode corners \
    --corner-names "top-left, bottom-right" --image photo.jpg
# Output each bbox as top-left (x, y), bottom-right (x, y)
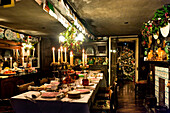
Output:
top-left (155, 66), bottom-right (169, 108)
top-left (159, 78), bottom-right (165, 106)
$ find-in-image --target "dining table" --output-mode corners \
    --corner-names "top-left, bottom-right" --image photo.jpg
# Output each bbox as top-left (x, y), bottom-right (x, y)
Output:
top-left (10, 73), bottom-right (103, 113)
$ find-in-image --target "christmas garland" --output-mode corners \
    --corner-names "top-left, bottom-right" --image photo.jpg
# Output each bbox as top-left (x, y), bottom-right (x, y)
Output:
top-left (141, 5), bottom-right (170, 47)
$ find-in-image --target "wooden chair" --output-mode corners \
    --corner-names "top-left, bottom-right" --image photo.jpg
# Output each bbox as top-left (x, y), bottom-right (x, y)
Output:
top-left (17, 81), bottom-right (35, 94)
top-left (135, 80), bottom-right (147, 99)
top-left (91, 85), bottom-right (116, 113)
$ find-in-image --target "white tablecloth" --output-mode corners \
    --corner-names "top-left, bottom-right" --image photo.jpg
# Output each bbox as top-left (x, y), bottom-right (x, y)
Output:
top-left (10, 77), bottom-right (102, 113)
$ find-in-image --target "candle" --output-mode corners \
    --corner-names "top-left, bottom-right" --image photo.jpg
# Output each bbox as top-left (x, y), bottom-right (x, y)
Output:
top-left (64, 47), bottom-right (67, 63)
top-left (16, 49), bottom-right (18, 61)
top-left (27, 49), bottom-right (30, 57)
top-left (22, 57), bottom-right (24, 66)
top-left (82, 49), bottom-right (85, 66)
top-left (60, 46), bottom-right (63, 63)
top-left (85, 54), bottom-right (87, 65)
top-left (58, 49), bottom-right (60, 63)
top-left (33, 48), bottom-right (35, 58)
top-left (70, 51), bottom-right (73, 66)
top-left (13, 49), bottom-right (15, 56)
top-left (52, 47), bottom-right (55, 63)
top-left (10, 57), bottom-right (12, 68)
top-left (5, 57), bottom-right (7, 61)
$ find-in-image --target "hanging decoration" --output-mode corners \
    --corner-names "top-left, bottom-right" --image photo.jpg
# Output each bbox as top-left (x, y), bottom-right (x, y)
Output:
top-left (117, 47), bottom-right (135, 81)
top-left (141, 5), bottom-right (170, 47)
top-left (59, 24), bottom-right (85, 52)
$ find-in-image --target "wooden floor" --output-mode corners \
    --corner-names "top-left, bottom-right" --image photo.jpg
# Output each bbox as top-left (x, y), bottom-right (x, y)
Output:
top-left (116, 81), bottom-right (147, 113)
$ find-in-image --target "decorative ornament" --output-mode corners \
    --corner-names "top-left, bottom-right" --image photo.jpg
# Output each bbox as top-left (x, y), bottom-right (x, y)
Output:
top-left (157, 39), bottom-right (160, 44)
top-left (5, 29), bottom-right (13, 40)
top-left (153, 31), bottom-right (159, 39)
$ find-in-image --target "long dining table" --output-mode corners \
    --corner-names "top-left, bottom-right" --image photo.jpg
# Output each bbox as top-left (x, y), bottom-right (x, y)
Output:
top-left (10, 75), bottom-right (103, 113)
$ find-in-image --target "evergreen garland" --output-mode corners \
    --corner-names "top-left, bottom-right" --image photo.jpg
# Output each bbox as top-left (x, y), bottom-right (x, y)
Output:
top-left (141, 5), bottom-right (170, 47)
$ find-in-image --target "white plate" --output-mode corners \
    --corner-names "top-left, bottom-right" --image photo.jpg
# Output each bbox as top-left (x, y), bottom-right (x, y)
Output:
top-left (160, 23), bottom-right (169, 37)
top-left (5, 29), bottom-right (13, 40)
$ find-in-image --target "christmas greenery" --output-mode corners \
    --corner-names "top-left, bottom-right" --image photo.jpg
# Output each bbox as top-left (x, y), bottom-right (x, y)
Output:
top-left (60, 24), bottom-right (84, 52)
top-left (141, 5), bottom-right (170, 47)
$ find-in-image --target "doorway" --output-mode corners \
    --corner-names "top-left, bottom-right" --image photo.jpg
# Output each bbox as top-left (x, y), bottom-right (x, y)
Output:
top-left (109, 36), bottom-right (139, 85)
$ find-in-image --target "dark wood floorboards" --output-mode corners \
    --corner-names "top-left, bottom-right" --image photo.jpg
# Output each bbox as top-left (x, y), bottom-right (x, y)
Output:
top-left (116, 81), bottom-right (147, 113)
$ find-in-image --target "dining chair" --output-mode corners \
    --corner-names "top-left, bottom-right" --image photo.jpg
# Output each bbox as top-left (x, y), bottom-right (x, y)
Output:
top-left (91, 85), bottom-right (116, 113)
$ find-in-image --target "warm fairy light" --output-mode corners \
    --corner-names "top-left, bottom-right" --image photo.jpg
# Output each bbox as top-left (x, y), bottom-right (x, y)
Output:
top-left (59, 35), bottom-right (65, 43)
top-left (75, 33), bottom-right (84, 41)
top-left (113, 50), bottom-right (116, 53)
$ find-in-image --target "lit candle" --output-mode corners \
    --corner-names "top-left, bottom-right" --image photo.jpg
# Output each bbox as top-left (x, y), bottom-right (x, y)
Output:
top-left (70, 51), bottom-right (73, 66)
top-left (82, 49), bottom-right (85, 66)
top-left (52, 47), bottom-right (55, 63)
top-left (60, 46), bottom-right (63, 63)
top-left (5, 57), bottom-right (7, 61)
top-left (10, 57), bottom-right (12, 68)
top-left (58, 49), bottom-right (60, 63)
top-left (64, 47), bottom-right (67, 63)
top-left (33, 48), bottom-right (35, 58)
top-left (22, 57), bottom-right (24, 66)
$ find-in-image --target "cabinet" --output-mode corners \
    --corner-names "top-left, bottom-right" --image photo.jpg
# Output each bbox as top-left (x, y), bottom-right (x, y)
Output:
top-left (83, 41), bottom-right (107, 56)
top-left (0, 72), bottom-right (40, 99)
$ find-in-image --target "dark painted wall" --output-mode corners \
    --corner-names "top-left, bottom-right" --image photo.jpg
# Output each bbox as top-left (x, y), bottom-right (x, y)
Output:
top-left (40, 36), bottom-right (60, 77)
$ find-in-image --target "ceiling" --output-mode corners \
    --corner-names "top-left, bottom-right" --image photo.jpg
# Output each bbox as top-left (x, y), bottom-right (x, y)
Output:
top-left (0, 0), bottom-right (170, 38)
top-left (0, 0), bottom-right (65, 38)
top-left (66, 0), bottom-right (170, 37)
